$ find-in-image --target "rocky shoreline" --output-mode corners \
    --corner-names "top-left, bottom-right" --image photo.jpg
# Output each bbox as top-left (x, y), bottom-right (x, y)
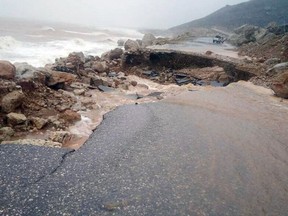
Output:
top-left (0, 32), bottom-right (287, 149)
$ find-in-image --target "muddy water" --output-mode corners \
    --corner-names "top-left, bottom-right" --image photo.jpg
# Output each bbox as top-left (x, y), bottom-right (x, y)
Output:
top-left (64, 76), bottom-right (187, 149)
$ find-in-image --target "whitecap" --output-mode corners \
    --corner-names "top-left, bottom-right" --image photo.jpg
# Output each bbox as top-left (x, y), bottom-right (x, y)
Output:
top-left (0, 36), bottom-right (21, 50)
top-left (40, 26), bottom-right (56, 31)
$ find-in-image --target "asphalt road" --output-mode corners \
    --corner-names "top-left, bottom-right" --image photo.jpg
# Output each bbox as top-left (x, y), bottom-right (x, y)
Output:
top-left (1, 82), bottom-right (288, 215)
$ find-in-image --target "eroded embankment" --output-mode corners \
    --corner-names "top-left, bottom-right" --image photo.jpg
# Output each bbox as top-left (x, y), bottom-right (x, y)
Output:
top-left (122, 49), bottom-right (262, 85)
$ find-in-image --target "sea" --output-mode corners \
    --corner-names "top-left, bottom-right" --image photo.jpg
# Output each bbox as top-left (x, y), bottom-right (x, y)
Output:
top-left (0, 18), bottom-right (143, 67)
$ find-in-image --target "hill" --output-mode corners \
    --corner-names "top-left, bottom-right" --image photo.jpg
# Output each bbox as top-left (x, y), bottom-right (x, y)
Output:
top-left (169, 0), bottom-right (288, 34)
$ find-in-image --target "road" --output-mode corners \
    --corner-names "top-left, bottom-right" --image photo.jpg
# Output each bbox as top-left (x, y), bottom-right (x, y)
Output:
top-left (1, 82), bottom-right (288, 215)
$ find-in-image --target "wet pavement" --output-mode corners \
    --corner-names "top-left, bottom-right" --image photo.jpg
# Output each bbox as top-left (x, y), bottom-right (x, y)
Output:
top-left (1, 82), bottom-right (288, 215)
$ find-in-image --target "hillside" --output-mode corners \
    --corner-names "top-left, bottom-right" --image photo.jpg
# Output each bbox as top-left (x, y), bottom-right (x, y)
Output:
top-left (169, 0), bottom-right (288, 34)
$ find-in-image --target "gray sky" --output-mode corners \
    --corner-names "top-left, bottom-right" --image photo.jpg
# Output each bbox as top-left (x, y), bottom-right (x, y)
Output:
top-left (0, 0), bottom-right (248, 28)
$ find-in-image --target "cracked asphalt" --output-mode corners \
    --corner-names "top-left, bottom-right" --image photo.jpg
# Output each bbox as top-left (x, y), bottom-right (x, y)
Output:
top-left (1, 82), bottom-right (288, 215)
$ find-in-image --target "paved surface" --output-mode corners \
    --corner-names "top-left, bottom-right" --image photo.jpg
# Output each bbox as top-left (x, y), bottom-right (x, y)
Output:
top-left (1, 82), bottom-right (288, 215)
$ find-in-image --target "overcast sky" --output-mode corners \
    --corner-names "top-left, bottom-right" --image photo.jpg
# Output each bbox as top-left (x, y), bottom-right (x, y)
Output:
top-left (0, 0), bottom-right (248, 29)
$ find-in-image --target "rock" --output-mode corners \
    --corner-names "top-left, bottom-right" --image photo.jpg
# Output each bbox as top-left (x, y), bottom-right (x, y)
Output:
top-left (97, 85), bottom-right (115, 92)
top-left (271, 71), bottom-right (288, 98)
top-left (0, 127), bottom-right (15, 142)
top-left (142, 33), bottom-right (156, 48)
top-left (141, 70), bottom-right (159, 77)
top-left (69, 52), bottom-right (85, 64)
top-left (16, 80), bottom-right (37, 91)
top-left (53, 52), bottom-right (85, 73)
top-left (109, 48), bottom-right (124, 60)
top-left (124, 39), bottom-right (140, 51)
top-left (1, 90), bottom-right (25, 113)
top-left (100, 51), bottom-right (110, 61)
top-left (117, 72), bottom-right (126, 78)
top-left (130, 81), bottom-right (138, 86)
top-left (90, 77), bottom-right (104, 87)
top-left (205, 51), bottom-right (213, 55)
top-left (1, 139), bottom-right (62, 148)
top-left (7, 112), bottom-right (27, 126)
top-left (0, 80), bottom-right (17, 95)
top-left (229, 25), bottom-right (267, 46)
top-left (92, 61), bottom-right (109, 73)
top-left (136, 39), bottom-right (142, 47)
top-left (0, 60), bottom-right (16, 80)
top-left (30, 117), bottom-right (48, 130)
top-left (73, 89), bottom-right (85, 95)
top-left (14, 62), bottom-right (37, 79)
top-left (264, 58), bottom-right (281, 66)
top-left (85, 55), bottom-right (95, 63)
top-left (49, 131), bottom-right (71, 144)
top-left (117, 39), bottom-right (125, 46)
top-left (266, 62), bottom-right (288, 76)
top-left (46, 71), bottom-right (77, 89)
top-left (60, 110), bottom-right (81, 123)
top-left (108, 72), bottom-right (117, 77)
top-left (137, 84), bottom-right (149, 89)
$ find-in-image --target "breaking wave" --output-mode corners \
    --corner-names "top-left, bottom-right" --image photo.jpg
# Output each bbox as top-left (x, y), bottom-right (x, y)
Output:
top-left (0, 36), bottom-right (117, 67)
top-left (0, 36), bottom-right (21, 49)
top-left (0, 23), bottom-right (143, 67)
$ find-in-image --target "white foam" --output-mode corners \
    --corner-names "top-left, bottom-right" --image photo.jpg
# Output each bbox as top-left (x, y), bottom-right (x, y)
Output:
top-left (0, 26), bottom-right (143, 67)
top-left (40, 26), bottom-right (56, 31)
top-left (0, 36), bottom-right (21, 49)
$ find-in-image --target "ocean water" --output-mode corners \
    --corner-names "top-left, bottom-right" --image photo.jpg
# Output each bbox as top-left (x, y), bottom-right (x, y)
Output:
top-left (0, 19), bottom-right (143, 67)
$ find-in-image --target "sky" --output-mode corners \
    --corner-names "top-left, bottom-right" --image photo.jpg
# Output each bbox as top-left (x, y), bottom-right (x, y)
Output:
top-left (0, 0), bottom-right (249, 29)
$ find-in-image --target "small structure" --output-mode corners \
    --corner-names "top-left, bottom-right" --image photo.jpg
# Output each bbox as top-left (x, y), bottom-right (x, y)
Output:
top-left (213, 35), bottom-right (225, 44)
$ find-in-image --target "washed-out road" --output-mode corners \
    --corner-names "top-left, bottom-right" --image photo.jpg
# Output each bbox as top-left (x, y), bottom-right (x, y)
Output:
top-left (1, 82), bottom-right (288, 215)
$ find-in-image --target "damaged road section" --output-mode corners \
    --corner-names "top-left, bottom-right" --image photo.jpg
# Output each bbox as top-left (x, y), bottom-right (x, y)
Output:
top-left (122, 49), bottom-right (260, 85)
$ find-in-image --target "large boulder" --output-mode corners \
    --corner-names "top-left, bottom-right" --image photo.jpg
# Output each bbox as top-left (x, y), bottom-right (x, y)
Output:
top-left (124, 39), bottom-right (140, 51)
top-left (46, 71), bottom-right (77, 89)
top-left (108, 48), bottom-right (124, 60)
top-left (0, 60), bottom-right (16, 80)
top-left (92, 61), bottom-right (109, 73)
top-left (68, 52), bottom-right (85, 64)
top-left (14, 62), bottom-right (37, 79)
top-left (271, 71), bottom-right (288, 99)
top-left (7, 112), bottom-right (27, 126)
top-left (142, 33), bottom-right (156, 48)
top-left (53, 52), bottom-right (85, 73)
top-left (1, 90), bottom-right (25, 113)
